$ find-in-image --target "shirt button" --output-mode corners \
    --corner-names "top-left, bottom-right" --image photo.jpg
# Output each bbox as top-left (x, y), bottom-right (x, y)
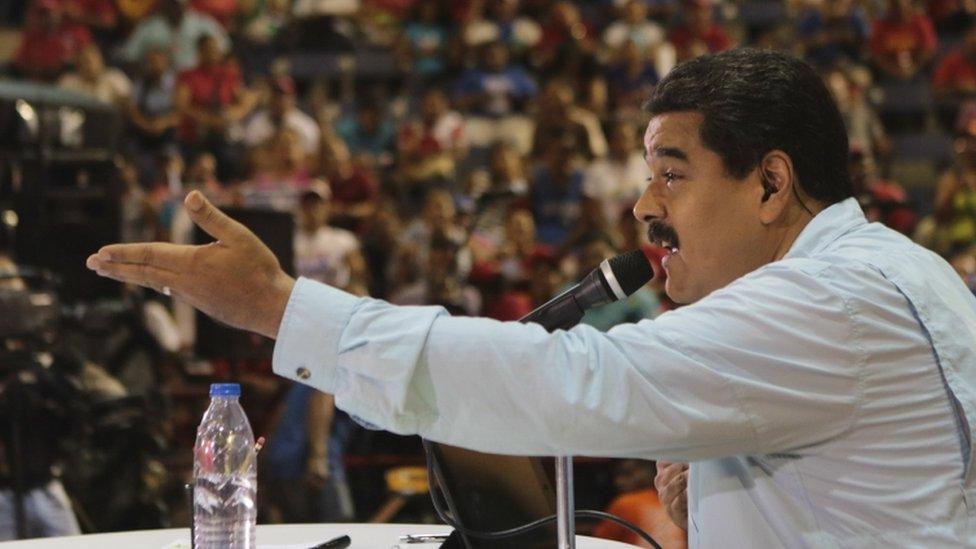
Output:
top-left (296, 367), bottom-right (311, 380)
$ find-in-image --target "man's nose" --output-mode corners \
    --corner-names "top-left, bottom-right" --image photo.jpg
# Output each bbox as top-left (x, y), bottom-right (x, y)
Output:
top-left (633, 182), bottom-right (664, 223)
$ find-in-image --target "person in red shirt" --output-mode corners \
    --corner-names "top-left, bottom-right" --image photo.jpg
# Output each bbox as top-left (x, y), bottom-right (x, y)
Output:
top-left (934, 22), bottom-right (976, 98)
top-left (12, 0), bottom-right (93, 82)
top-left (64, 0), bottom-right (119, 35)
top-left (174, 34), bottom-right (255, 147)
top-left (534, 1), bottom-right (598, 75)
top-left (669, 0), bottom-right (734, 62)
top-left (869, 0), bottom-right (938, 80)
top-left (593, 460), bottom-right (688, 549)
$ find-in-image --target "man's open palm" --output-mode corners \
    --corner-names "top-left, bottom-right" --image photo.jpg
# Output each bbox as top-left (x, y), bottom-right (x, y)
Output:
top-left (87, 191), bottom-right (295, 339)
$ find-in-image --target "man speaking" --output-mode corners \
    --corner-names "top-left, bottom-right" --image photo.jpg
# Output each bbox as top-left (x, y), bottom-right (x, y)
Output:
top-left (87, 49), bottom-right (976, 546)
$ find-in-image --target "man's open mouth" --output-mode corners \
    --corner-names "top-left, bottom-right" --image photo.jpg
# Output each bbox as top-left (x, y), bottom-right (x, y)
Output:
top-left (647, 221), bottom-right (680, 255)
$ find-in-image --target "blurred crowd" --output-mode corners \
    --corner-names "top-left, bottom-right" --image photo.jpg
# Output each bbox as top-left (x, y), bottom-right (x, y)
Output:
top-left (2, 0), bottom-right (976, 544)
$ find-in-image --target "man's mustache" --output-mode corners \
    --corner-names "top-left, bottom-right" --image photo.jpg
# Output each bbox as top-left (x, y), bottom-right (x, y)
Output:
top-left (647, 220), bottom-right (680, 249)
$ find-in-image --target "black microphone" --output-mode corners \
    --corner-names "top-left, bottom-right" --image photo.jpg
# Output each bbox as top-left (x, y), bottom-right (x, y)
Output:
top-left (519, 250), bottom-right (654, 332)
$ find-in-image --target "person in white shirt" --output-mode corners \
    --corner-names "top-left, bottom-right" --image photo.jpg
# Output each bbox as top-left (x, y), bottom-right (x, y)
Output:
top-left (293, 186), bottom-right (361, 290)
top-left (58, 43), bottom-right (131, 107)
top-left (603, 0), bottom-right (676, 77)
top-left (88, 49), bottom-right (976, 546)
top-left (119, 0), bottom-right (229, 71)
top-left (583, 121), bottom-right (651, 227)
top-left (243, 75), bottom-right (321, 158)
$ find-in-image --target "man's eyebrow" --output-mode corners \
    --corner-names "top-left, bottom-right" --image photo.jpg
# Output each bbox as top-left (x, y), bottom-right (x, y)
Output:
top-left (649, 146), bottom-right (689, 161)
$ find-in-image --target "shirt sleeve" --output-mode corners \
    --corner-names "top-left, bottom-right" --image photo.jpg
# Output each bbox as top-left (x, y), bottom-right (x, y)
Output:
top-left (273, 261), bottom-right (861, 461)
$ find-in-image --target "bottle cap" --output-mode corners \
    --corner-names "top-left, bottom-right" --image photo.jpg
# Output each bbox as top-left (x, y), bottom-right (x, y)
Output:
top-left (210, 383), bottom-right (241, 397)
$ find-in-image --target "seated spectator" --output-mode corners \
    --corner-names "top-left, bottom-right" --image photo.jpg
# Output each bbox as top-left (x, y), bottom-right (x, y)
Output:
top-left (323, 139), bottom-right (381, 233)
top-left (532, 78), bottom-right (608, 160)
top-left (530, 138), bottom-right (585, 248)
top-left (583, 121), bottom-right (649, 228)
top-left (120, 0), bottom-right (230, 71)
top-left (175, 34), bottom-right (255, 177)
top-left (470, 142), bottom-right (531, 254)
top-left (797, 0), bottom-right (870, 69)
top-left (128, 47), bottom-right (180, 168)
top-left (849, 149), bottom-right (917, 236)
top-left (605, 40), bottom-right (660, 118)
top-left (668, 0), bottom-right (733, 62)
top-left (244, 75), bottom-right (321, 161)
top-left (294, 186), bottom-right (365, 290)
top-left (824, 67), bottom-right (890, 175)
top-left (603, 0), bottom-right (675, 78)
top-left (868, 0), bottom-right (937, 81)
top-left (916, 110), bottom-right (976, 254)
top-left (391, 230), bottom-right (482, 316)
top-left (335, 100), bottom-right (397, 168)
top-left (12, 0), bottom-right (92, 82)
top-left (593, 460), bottom-right (688, 549)
top-left (396, 1), bottom-right (449, 78)
top-left (456, 41), bottom-right (538, 118)
top-left (933, 21), bottom-right (976, 100)
top-left (58, 43), bottom-right (131, 107)
top-left (242, 128), bottom-right (321, 210)
top-left (397, 88), bottom-right (468, 203)
top-left (400, 188), bottom-right (470, 276)
top-left (456, 41), bottom-right (538, 151)
top-left (533, 1), bottom-right (598, 76)
top-left (463, 0), bottom-right (542, 59)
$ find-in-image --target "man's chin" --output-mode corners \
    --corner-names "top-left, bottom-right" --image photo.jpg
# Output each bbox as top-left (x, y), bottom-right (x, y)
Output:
top-left (664, 278), bottom-right (701, 305)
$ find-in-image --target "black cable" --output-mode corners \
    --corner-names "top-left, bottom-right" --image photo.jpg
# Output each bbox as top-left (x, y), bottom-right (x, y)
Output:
top-left (424, 446), bottom-right (663, 549)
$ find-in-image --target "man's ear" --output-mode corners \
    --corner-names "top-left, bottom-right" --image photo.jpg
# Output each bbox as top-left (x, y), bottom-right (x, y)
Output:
top-left (757, 150), bottom-right (795, 225)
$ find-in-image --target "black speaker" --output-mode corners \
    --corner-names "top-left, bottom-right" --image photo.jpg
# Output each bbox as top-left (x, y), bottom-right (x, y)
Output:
top-left (0, 82), bottom-right (124, 302)
top-left (10, 157), bottom-right (121, 302)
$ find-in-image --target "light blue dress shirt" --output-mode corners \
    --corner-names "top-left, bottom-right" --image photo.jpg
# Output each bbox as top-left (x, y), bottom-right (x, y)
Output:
top-left (273, 198), bottom-right (976, 547)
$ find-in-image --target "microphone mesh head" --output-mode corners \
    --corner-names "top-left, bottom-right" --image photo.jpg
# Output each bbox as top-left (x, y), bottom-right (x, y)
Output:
top-left (608, 250), bottom-right (654, 296)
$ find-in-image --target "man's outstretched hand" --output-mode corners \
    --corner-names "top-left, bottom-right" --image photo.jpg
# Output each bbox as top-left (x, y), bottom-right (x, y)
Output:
top-left (86, 190), bottom-right (295, 339)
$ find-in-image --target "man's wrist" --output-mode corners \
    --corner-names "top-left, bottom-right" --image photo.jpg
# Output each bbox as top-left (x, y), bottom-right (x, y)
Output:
top-left (267, 274), bottom-right (297, 340)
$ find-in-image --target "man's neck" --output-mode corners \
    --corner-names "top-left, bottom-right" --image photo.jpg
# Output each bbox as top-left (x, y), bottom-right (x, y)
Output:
top-left (771, 202), bottom-right (823, 262)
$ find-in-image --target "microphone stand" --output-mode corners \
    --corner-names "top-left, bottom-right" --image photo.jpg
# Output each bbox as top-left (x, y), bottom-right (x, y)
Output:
top-left (554, 456), bottom-right (575, 549)
top-left (518, 309), bottom-right (584, 549)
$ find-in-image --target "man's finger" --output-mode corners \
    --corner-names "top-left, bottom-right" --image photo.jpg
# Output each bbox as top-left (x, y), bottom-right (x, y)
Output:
top-left (185, 190), bottom-right (247, 242)
top-left (89, 259), bottom-right (178, 295)
top-left (91, 242), bottom-right (193, 269)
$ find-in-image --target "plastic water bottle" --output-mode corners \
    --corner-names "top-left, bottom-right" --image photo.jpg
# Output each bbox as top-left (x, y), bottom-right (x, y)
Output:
top-left (193, 383), bottom-right (257, 548)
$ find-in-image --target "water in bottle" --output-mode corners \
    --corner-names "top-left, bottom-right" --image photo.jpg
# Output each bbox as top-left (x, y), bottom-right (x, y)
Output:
top-left (193, 383), bottom-right (257, 548)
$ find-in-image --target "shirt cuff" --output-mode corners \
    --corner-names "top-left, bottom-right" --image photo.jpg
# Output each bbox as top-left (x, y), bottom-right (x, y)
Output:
top-left (272, 277), bottom-right (360, 392)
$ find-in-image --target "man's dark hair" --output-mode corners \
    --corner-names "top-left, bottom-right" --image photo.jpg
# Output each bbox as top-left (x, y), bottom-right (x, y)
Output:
top-left (644, 48), bottom-right (852, 206)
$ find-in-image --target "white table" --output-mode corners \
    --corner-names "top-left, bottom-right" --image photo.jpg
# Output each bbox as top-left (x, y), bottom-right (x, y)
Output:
top-left (0, 523), bottom-right (636, 548)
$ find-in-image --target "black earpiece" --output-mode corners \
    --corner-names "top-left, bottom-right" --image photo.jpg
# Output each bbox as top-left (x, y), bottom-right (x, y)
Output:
top-left (761, 171), bottom-right (777, 202)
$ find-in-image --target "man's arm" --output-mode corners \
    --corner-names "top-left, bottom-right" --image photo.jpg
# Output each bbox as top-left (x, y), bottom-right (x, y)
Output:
top-left (89, 193), bottom-right (861, 460)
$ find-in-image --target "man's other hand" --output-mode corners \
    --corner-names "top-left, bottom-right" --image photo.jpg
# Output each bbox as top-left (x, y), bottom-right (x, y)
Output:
top-left (655, 461), bottom-right (689, 531)
top-left (86, 190), bottom-right (295, 339)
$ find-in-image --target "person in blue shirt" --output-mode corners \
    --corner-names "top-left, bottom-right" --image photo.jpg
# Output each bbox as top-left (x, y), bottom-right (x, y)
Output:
top-left (89, 50), bottom-right (976, 546)
top-left (529, 138), bottom-right (585, 248)
top-left (455, 41), bottom-right (538, 118)
top-left (796, 0), bottom-right (869, 69)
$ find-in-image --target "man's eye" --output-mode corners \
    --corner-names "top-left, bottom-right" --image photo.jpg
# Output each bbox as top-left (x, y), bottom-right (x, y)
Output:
top-left (663, 171), bottom-right (680, 186)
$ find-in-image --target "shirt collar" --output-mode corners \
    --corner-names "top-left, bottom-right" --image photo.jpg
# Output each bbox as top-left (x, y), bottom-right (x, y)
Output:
top-left (783, 197), bottom-right (867, 259)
